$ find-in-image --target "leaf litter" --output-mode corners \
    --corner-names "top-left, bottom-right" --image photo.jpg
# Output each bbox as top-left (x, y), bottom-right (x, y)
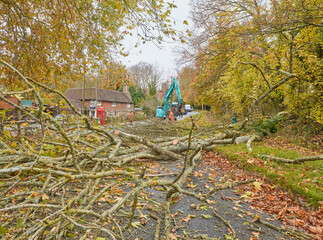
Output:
top-left (202, 150), bottom-right (323, 239)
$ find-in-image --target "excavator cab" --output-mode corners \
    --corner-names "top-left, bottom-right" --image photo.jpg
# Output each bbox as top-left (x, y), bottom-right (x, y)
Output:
top-left (156, 106), bottom-right (165, 118)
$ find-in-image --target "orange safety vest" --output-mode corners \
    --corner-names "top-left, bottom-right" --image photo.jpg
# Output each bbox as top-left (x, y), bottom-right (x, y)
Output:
top-left (169, 111), bottom-right (174, 122)
top-left (129, 112), bottom-right (133, 121)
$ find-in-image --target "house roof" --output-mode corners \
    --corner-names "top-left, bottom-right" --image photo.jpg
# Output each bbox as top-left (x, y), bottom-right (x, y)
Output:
top-left (65, 88), bottom-right (133, 104)
top-left (0, 95), bottom-right (19, 109)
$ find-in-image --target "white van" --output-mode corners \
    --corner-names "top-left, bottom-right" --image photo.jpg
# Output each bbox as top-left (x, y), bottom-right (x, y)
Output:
top-left (185, 104), bottom-right (192, 112)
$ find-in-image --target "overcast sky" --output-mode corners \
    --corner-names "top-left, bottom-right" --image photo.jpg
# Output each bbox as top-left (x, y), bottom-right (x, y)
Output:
top-left (120, 0), bottom-right (192, 79)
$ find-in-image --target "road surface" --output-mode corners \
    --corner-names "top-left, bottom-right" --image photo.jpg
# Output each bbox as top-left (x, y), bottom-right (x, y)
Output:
top-left (177, 111), bottom-right (199, 121)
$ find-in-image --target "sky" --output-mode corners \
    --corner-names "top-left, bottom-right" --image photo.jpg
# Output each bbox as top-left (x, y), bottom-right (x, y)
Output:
top-left (119, 0), bottom-right (192, 79)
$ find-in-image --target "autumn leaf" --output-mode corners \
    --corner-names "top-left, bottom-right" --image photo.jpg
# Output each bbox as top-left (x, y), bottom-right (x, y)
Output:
top-left (186, 182), bottom-right (197, 188)
top-left (251, 215), bottom-right (260, 223)
top-left (240, 191), bottom-right (255, 199)
top-left (309, 226), bottom-right (323, 235)
top-left (200, 205), bottom-right (208, 211)
top-left (253, 181), bottom-right (262, 191)
top-left (182, 215), bottom-right (191, 222)
top-left (276, 203), bottom-right (288, 220)
top-left (201, 214), bottom-right (212, 219)
top-left (131, 222), bottom-right (141, 229)
top-left (209, 170), bottom-right (217, 179)
top-left (206, 199), bottom-right (216, 204)
top-left (138, 210), bottom-right (148, 220)
top-left (31, 192), bottom-right (40, 198)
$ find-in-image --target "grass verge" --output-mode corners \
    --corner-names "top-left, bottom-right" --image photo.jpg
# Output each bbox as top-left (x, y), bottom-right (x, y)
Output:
top-left (215, 142), bottom-right (323, 208)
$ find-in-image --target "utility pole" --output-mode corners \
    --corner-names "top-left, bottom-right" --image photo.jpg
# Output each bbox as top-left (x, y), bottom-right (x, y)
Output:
top-left (82, 60), bottom-right (86, 115)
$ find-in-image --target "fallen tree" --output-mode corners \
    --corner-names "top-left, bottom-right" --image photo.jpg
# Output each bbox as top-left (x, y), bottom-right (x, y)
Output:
top-left (0, 60), bottom-right (257, 240)
top-left (1, 60), bottom-right (321, 240)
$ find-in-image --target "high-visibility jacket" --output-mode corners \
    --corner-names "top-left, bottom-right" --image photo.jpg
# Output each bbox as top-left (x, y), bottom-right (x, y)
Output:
top-left (129, 112), bottom-right (133, 121)
top-left (169, 111), bottom-right (174, 122)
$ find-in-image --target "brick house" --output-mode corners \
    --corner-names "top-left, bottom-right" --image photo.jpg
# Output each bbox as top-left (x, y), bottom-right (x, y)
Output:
top-left (65, 86), bottom-right (134, 118)
top-left (0, 95), bottom-right (20, 121)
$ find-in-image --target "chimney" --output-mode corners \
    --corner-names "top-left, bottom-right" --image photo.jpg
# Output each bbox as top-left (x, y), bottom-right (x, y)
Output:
top-left (123, 84), bottom-right (131, 99)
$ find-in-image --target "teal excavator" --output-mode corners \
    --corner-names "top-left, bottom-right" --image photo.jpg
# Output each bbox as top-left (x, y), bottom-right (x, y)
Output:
top-left (156, 78), bottom-right (183, 118)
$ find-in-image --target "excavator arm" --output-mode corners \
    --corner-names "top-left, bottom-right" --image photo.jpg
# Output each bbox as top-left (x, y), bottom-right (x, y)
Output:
top-left (163, 81), bottom-right (175, 113)
top-left (173, 78), bottom-right (183, 105)
top-left (156, 78), bottom-right (183, 118)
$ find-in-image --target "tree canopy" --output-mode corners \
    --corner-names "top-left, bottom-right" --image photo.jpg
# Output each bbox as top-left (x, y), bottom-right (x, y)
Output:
top-left (179, 0), bottom-right (323, 123)
top-left (0, 0), bottom-right (177, 89)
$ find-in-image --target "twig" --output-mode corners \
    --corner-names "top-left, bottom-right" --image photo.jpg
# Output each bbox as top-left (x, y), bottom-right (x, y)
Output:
top-left (213, 210), bottom-right (237, 239)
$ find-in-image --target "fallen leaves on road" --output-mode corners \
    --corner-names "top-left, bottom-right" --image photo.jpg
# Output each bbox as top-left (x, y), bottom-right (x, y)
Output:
top-left (202, 151), bottom-right (323, 239)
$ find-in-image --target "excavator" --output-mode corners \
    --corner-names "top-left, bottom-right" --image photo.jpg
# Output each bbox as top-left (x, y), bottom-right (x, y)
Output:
top-left (156, 78), bottom-right (184, 119)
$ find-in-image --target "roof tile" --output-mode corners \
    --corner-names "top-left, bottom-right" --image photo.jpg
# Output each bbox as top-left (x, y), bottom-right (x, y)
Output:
top-left (65, 88), bottom-right (133, 104)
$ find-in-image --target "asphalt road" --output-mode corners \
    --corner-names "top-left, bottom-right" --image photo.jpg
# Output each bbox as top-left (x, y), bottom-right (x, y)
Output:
top-left (177, 111), bottom-right (199, 121)
top-left (124, 158), bottom-right (289, 240)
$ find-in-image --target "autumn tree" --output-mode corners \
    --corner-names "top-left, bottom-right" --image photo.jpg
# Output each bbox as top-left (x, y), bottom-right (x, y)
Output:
top-left (177, 66), bottom-right (197, 104)
top-left (100, 61), bottom-right (130, 91)
top-left (181, 0), bottom-right (322, 123)
top-left (0, 0), bottom-right (177, 89)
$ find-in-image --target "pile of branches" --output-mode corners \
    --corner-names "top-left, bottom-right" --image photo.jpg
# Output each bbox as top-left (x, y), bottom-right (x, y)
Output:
top-left (0, 60), bottom-right (244, 240)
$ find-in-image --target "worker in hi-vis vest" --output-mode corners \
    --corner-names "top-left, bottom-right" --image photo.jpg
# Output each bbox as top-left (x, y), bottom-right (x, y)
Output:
top-left (129, 111), bottom-right (133, 123)
top-left (169, 110), bottom-right (174, 122)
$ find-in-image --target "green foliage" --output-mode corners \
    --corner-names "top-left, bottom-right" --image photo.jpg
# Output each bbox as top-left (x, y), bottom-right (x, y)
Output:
top-left (141, 95), bottom-right (159, 117)
top-left (148, 82), bottom-right (157, 96)
top-left (253, 114), bottom-right (286, 137)
top-left (0, 224), bottom-right (7, 235)
top-left (185, 0), bottom-right (323, 124)
top-left (129, 86), bottom-right (146, 107)
top-left (120, 85), bottom-right (146, 107)
top-left (143, 106), bottom-right (155, 117)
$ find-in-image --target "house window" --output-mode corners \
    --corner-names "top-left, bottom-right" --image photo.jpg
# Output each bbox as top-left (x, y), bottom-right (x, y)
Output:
top-left (97, 100), bottom-right (101, 106)
top-left (115, 111), bottom-right (119, 117)
top-left (90, 101), bottom-right (96, 108)
top-left (112, 102), bottom-right (116, 107)
top-left (109, 111), bottom-right (114, 117)
top-left (127, 104), bottom-right (130, 108)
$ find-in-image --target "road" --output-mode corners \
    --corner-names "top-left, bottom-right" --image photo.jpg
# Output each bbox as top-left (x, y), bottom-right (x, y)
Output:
top-left (177, 110), bottom-right (199, 121)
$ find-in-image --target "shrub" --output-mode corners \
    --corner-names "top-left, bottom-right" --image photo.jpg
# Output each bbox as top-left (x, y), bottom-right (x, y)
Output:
top-left (253, 114), bottom-right (286, 137)
top-left (143, 106), bottom-right (155, 117)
